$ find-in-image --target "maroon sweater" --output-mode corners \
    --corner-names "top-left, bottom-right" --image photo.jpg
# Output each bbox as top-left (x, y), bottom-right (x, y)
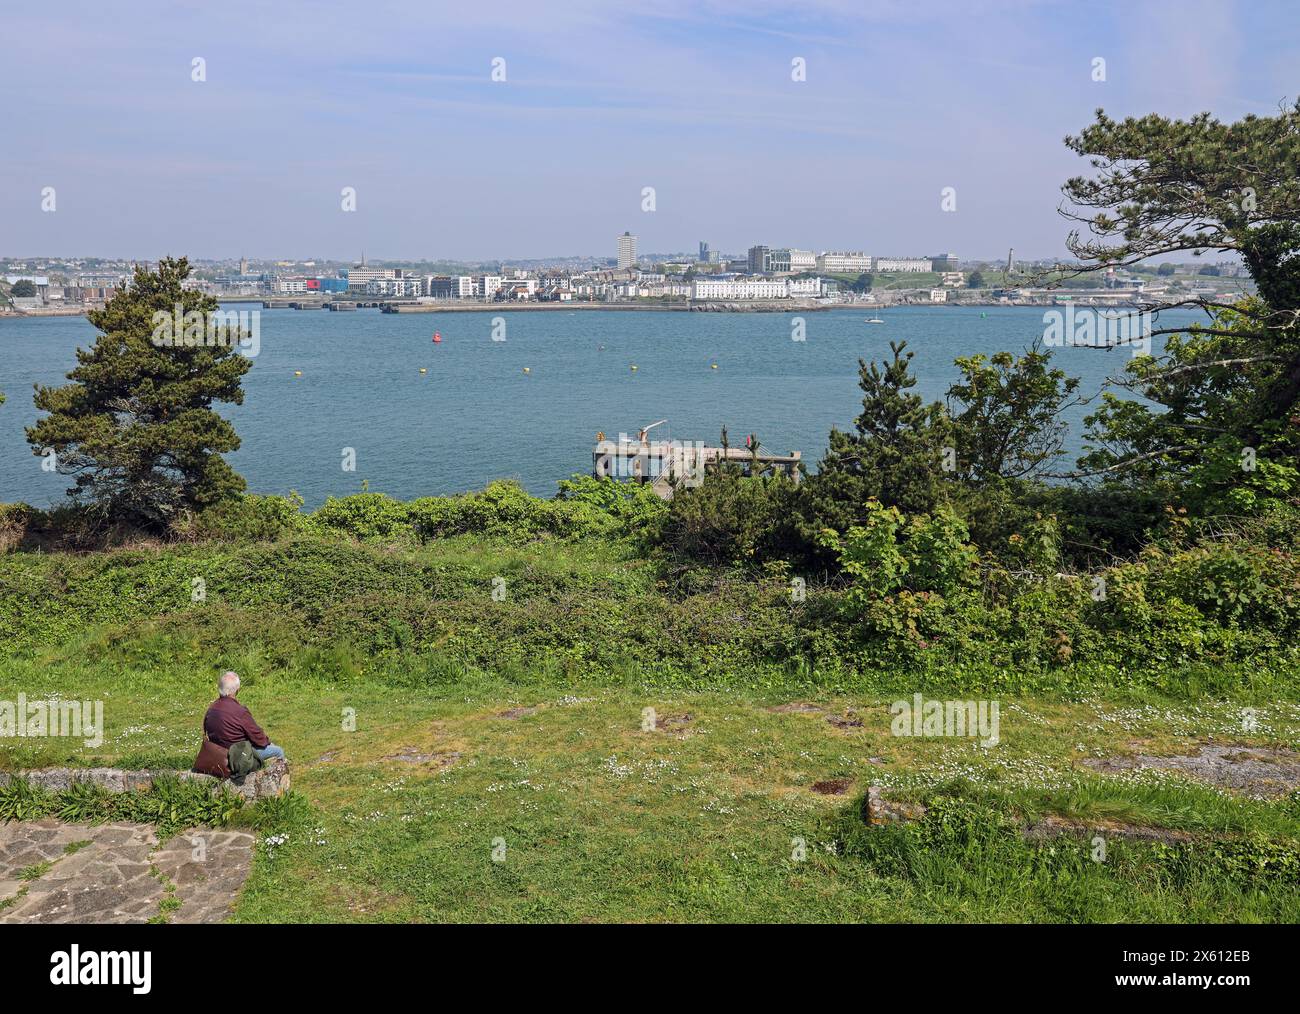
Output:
top-left (203, 696), bottom-right (270, 749)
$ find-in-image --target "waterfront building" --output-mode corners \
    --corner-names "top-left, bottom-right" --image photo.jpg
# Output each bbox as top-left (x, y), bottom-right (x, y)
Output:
top-left (474, 275), bottom-right (503, 300)
top-left (497, 278), bottom-right (538, 300)
top-left (346, 266), bottom-right (399, 292)
top-left (366, 277), bottom-right (423, 297)
top-left (426, 275), bottom-right (475, 299)
top-left (691, 276), bottom-right (790, 300)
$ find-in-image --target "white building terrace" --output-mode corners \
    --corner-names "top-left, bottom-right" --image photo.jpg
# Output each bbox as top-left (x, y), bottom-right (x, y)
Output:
top-left (690, 276), bottom-right (823, 300)
top-left (873, 257), bottom-right (932, 273)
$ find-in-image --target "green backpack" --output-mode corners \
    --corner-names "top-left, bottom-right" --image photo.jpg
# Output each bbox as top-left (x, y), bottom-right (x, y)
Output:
top-left (228, 740), bottom-right (264, 779)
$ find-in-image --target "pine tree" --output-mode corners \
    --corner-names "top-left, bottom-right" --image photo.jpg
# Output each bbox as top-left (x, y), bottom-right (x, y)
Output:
top-left (26, 256), bottom-right (251, 528)
top-left (800, 341), bottom-right (953, 540)
top-left (1062, 105), bottom-right (1300, 477)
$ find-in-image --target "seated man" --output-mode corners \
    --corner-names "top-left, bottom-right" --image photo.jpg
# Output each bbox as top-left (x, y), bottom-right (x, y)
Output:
top-left (203, 671), bottom-right (285, 763)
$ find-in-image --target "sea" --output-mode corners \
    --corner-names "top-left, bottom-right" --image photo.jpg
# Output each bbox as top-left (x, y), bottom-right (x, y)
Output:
top-left (0, 304), bottom-right (1202, 508)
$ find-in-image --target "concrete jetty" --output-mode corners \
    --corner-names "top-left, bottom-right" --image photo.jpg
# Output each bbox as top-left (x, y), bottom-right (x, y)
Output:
top-left (592, 428), bottom-right (801, 498)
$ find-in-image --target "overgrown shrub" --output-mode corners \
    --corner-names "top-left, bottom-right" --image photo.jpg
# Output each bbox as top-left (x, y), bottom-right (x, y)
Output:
top-left (658, 470), bottom-right (799, 565)
top-left (194, 493), bottom-right (306, 541)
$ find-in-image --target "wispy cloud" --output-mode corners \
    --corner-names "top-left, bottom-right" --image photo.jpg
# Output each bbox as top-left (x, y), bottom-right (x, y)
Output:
top-left (0, 0), bottom-right (1293, 260)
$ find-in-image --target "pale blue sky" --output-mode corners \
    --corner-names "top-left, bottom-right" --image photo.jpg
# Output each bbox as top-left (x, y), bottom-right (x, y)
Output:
top-left (2, 0), bottom-right (1295, 262)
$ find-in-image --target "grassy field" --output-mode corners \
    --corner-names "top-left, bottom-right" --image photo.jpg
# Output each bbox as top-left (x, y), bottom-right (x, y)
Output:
top-left (3, 531), bottom-right (1299, 922)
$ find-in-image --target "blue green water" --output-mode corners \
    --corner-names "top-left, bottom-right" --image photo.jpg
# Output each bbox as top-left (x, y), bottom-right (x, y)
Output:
top-left (0, 305), bottom-right (1198, 508)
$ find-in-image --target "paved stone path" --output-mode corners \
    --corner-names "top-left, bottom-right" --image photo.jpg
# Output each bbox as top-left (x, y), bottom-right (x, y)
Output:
top-left (0, 819), bottom-right (254, 924)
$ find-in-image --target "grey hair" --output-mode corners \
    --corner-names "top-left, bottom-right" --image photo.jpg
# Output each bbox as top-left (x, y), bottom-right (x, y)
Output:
top-left (218, 671), bottom-right (241, 697)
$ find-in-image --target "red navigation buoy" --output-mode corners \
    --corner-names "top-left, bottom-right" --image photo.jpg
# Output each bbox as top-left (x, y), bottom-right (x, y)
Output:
top-left (433, 332), bottom-right (442, 344)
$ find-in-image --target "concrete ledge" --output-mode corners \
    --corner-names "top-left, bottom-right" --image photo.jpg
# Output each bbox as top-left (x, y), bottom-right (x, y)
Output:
top-left (0, 758), bottom-right (290, 803)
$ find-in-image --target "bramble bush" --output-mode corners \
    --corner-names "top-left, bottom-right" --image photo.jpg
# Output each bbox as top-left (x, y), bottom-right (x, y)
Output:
top-left (818, 500), bottom-right (978, 602)
top-left (659, 469), bottom-right (799, 565)
top-left (183, 476), bottom-right (667, 546)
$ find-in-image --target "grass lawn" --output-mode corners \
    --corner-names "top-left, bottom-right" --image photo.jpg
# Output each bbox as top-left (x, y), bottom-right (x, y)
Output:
top-left (3, 533), bottom-right (1299, 922)
top-left (5, 657), bottom-right (1300, 922)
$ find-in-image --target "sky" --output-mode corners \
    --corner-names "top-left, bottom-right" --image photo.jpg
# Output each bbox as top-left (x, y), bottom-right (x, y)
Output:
top-left (1, 0), bottom-right (1295, 263)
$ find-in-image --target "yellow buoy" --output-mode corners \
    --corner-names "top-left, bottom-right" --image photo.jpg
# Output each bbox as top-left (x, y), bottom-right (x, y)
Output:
top-left (419, 367), bottom-right (427, 374)
top-left (293, 371), bottom-right (302, 377)
top-left (630, 365), bottom-right (638, 372)
top-left (523, 367), bottom-right (531, 374)
top-left (710, 363), bottom-right (718, 369)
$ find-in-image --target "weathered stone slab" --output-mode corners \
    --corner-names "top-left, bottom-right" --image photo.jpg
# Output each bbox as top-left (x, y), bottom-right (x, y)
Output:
top-left (0, 821), bottom-right (256, 925)
top-left (1082, 744), bottom-right (1300, 797)
top-left (0, 823), bottom-right (161, 924)
top-left (0, 758), bottom-right (290, 802)
top-left (151, 828), bottom-right (256, 924)
top-left (1022, 814), bottom-right (1194, 844)
top-left (862, 785), bottom-right (928, 826)
top-left (0, 819), bottom-right (96, 886)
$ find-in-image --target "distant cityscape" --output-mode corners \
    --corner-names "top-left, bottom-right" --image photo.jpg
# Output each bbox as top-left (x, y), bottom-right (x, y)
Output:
top-left (0, 234), bottom-right (1252, 316)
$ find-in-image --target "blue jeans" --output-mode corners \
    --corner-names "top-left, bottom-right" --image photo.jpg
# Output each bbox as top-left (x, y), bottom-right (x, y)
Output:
top-left (254, 743), bottom-right (285, 761)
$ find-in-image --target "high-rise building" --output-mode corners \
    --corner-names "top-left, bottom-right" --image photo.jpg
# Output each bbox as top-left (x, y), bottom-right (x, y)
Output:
top-left (617, 232), bottom-right (637, 270)
top-left (698, 241), bottom-right (710, 263)
top-left (747, 245), bottom-right (771, 274)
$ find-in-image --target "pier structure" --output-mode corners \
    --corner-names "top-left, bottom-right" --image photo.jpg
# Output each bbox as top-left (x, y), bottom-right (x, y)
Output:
top-left (592, 423), bottom-right (802, 499)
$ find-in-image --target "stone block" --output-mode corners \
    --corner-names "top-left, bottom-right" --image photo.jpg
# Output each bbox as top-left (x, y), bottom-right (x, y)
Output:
top-left (7, 760), bottom-right (290, 803)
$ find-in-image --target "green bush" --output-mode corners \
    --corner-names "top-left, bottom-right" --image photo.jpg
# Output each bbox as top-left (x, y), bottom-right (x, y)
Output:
top-left (904, 505), bottom-right (978, 597)
top-left (195, 493), bottom-right (306, 541)
top-left (553, 474), bottom-right (667, 539)
top-left (303, 492), bottom-right (413, 540)
top-left (659, 470), bottom-right (799, 565)
top-left (297, 478), bottom-right (662, 544)
top-left (819, 500), bottom-right (909, 601)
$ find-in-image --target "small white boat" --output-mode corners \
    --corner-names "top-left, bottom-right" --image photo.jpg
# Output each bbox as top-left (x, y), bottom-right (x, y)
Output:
top-left (865, 317), bottom-right (884, 324)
